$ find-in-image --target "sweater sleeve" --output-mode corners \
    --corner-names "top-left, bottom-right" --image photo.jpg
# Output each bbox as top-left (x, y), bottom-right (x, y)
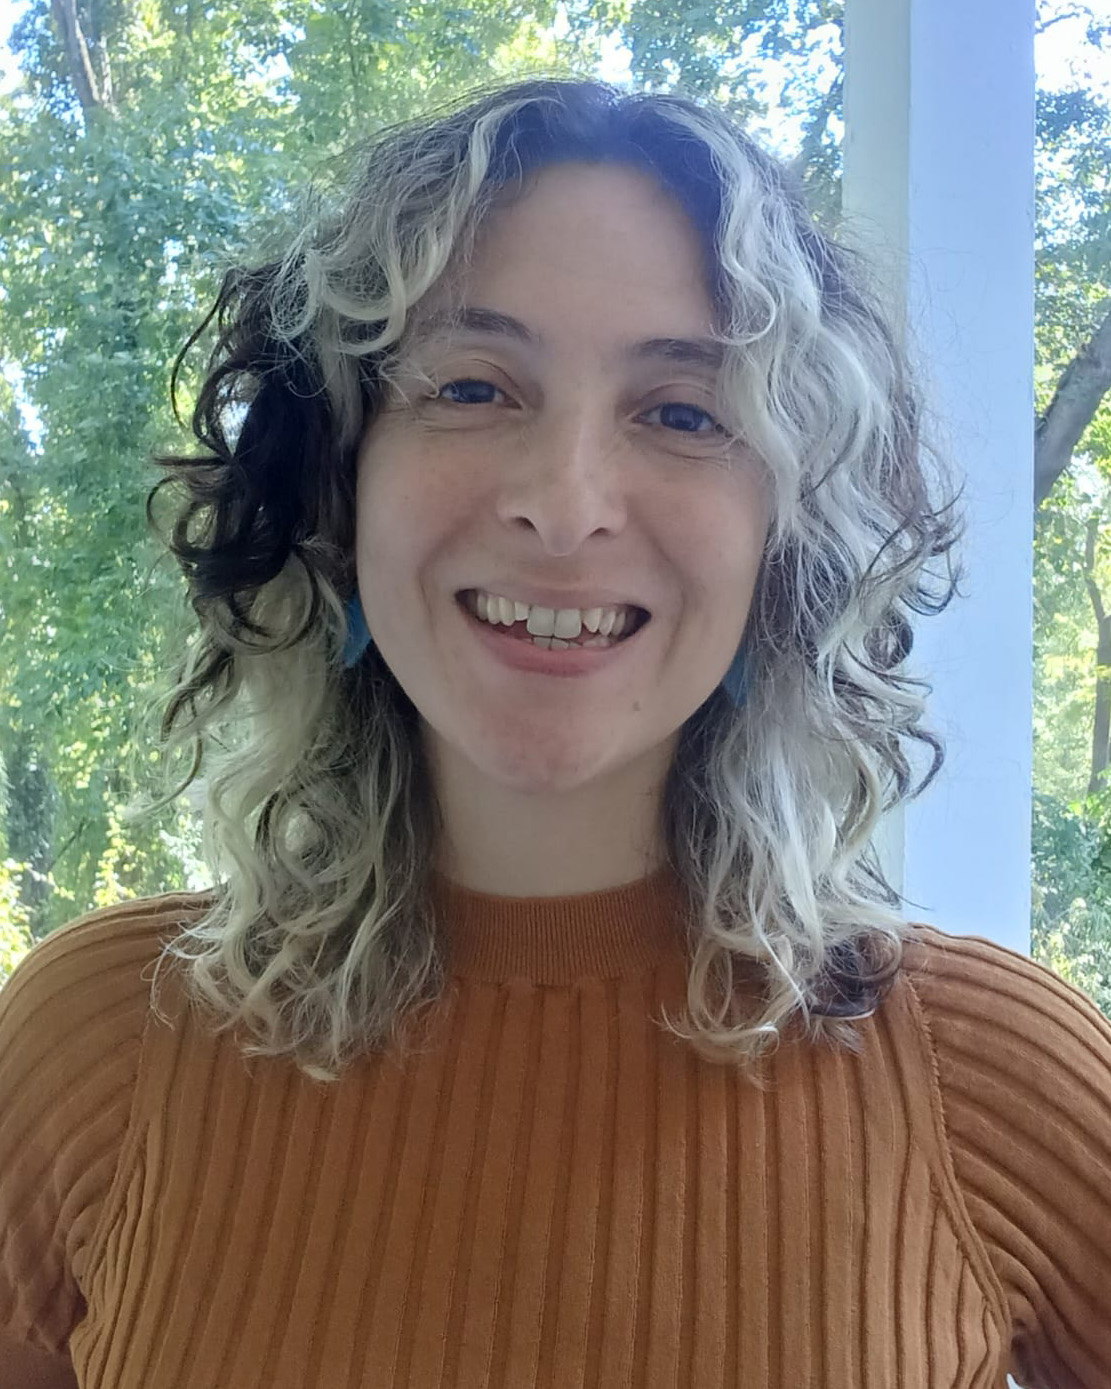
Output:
top-left (906, 927), bottom-right (1111, 1389)
top-left (0, 898), bottom-right (177, 1355)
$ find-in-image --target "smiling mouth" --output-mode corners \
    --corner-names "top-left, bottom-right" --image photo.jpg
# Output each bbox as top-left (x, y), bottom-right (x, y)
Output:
top-left (458, 589), bottom-right (650, 650)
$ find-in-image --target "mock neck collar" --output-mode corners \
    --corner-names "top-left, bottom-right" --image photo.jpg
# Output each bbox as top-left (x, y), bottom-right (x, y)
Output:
top-left (431, 868), bottom-right (688, 985)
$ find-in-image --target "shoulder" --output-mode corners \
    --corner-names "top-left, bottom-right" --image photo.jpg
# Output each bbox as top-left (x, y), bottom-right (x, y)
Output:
top-left (893, 930), bottom-right (1111, 1383)
top-left (894, 921), bottom-right (1111, 1119)
top-left (897, 920), bottom-right (1111, 1058)
top-left (0, 891), bottom-right (212, 1047)
top-left (0, 891), bottom-right (216, 1147)
top-left (895, 921), bottom-right (1111, 1262)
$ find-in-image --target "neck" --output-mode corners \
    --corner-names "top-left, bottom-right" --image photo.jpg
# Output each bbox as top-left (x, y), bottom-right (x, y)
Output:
top-left (427, 733), bottom-right (674, 897)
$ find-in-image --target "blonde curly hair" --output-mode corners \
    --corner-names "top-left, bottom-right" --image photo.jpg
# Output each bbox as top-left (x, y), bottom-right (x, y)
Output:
top-left (148, 78), bottom-right (960, 1083)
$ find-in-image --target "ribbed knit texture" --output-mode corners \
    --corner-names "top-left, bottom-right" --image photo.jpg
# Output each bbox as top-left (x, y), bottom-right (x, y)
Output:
top-left (2, 877), bottom-right (1110, 1388)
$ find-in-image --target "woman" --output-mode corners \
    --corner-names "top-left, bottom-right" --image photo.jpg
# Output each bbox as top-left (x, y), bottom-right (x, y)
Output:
top-left (1, 79), bottom-right (1109, 1389)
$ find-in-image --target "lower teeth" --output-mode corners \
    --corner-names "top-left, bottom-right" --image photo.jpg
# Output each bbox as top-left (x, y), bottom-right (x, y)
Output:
top-left (529, 635), bottom-right (612, 649)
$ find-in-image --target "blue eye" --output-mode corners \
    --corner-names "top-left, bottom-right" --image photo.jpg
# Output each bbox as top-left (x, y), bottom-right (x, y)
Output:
top-left (645, 402), bottom-right (723, 434)
top-left (437, 379), bottom-right (501, 405)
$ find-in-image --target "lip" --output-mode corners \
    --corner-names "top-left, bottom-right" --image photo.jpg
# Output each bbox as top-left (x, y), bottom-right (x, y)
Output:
top-left (459, 584), bottom-right (650, 615)
top-left (458, 596), bottom-right (645, 678)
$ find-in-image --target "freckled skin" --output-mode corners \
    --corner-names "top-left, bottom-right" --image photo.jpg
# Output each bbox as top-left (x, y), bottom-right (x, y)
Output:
top-left (355, 162), bottom-right (769, 808)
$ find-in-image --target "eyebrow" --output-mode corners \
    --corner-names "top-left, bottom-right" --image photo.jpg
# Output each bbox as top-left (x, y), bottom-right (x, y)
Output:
top-left (408, 307), bottom-right (536, 346)
top-left (407, 306), bottom-right (726, 370)
top-left (630, 336), bottom-right (726, 370)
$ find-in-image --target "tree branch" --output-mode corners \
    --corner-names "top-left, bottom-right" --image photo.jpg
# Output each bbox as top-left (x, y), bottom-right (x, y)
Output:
top-left (1035, 8), bottom-right (1089, 35)
top-left (789, 74), bottom-right (844, 183)
top-left (1035, 301), bottom-right (1111, 505)
top-left (41, 818), bottom-right (88, 876)
top-left (0, 471), bottom-right (31, 549)
top-left (1085, 514), bottom-right (1106, 626)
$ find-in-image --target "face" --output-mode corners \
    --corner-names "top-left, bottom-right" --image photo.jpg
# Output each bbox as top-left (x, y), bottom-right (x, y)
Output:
top-left (355, 161), bottom-right (769, 800)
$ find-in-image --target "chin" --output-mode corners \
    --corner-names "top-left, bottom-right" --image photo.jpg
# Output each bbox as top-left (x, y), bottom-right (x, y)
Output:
top-left (439, 710), bottom-right (623, 795)
top-left (477, 740), bottom-right (612, 796)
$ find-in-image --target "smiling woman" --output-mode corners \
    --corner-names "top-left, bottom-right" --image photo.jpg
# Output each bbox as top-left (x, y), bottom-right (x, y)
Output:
top-left (355, 162), bottom-right (770, 882)
top-left (1, 77), bottom-right (1110, 1389)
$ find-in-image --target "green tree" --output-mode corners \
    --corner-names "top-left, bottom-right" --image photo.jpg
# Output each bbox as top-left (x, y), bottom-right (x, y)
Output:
top-left (1029, 32), bottom-right (1111, 1011)
top-left (0, 0), bottom-right (594, 942)
top-left (1, 2), bottom-right (285, 932)
top-left (3, 0), bottom-right (1111, 1029)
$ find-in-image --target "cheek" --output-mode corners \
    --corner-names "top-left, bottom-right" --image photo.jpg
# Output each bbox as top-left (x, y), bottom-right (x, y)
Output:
top-left (354, 433), bottom-right (482, 627)
top-left (679, 479), bottom-right (770, 612)
top-left (355, 448), bottom-right (425, 623)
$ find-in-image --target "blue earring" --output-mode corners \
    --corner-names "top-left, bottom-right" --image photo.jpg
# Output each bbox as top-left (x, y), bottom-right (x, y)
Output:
top-left (721, 641), bottom-right (750, 706)
top-left (343, 593), bottom-right (372, 668)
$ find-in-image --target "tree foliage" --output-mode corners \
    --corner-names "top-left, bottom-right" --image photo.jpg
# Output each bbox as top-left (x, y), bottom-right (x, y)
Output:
top-left (1028, 12), bottom-right (1111, 1012)
top-left (0, 0), bottom-right (602, 942)
top-left (1, 0), bottom-right (1110, 1023)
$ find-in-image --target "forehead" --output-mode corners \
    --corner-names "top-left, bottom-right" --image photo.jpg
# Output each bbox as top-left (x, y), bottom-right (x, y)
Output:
top-left (408, 161), bottom-right (720, 349)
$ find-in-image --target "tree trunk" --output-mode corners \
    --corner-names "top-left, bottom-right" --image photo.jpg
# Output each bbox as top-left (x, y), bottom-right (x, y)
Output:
top-left (1090, 624), bottom-right (1111, 794)
top-left (2, 731), bottom-right (56, 932)
top-left (49, 0), bottom-right (105, 115)
top-left (1084, 516), bottom-right (1111, 793)
top-left (1036, 302), bottom-right (1111, 506)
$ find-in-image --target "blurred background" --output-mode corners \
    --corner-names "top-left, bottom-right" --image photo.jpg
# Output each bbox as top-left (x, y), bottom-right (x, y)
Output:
top-left (0, 0), bottom-right (1108, 1019)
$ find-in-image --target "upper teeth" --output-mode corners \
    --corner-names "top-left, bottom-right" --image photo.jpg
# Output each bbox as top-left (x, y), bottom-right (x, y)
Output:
top-left (469, 590), bottom-right (634, 639)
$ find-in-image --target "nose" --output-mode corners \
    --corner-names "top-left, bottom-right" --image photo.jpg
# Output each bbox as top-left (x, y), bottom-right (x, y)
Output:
top-left (494, 408), bottom-right (628, 556)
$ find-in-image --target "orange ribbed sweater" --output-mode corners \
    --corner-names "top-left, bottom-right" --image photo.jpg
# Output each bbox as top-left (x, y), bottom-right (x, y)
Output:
top-left (2, 875), bottom-right (1111, 1389)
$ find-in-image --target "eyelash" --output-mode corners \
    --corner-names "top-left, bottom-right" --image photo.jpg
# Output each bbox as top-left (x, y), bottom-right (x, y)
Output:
top-left (433, 378), bottom-right (725, 436)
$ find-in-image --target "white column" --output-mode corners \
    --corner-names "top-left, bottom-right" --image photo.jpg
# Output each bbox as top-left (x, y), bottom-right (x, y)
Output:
top-left (843, 0), bottom-right (1036, 950)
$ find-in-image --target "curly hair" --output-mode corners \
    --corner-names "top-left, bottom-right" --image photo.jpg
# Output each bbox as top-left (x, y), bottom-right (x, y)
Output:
top-left (147, 77), bottom-right (960, 1084)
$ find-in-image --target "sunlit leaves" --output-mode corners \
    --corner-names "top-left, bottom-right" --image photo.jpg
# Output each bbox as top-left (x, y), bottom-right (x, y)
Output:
top-left (0, 0), bottom-right (1109, 1027)
top-left (0, 0), bottom-right (608, 933)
